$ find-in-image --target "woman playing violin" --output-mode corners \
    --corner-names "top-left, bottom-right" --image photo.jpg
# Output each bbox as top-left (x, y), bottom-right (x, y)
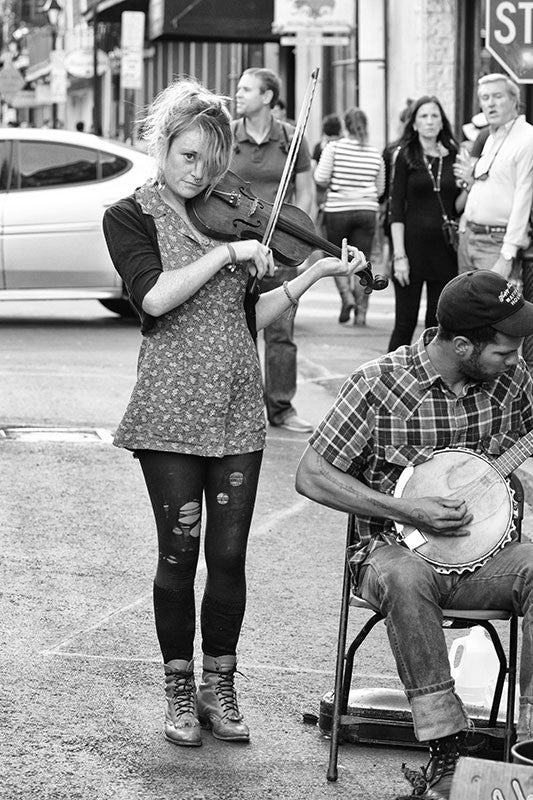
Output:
top-left (103, 77), bottom-right (364, 749)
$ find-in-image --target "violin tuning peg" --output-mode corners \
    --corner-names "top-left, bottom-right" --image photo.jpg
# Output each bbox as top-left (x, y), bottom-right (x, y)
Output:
top-left (372, 275), bottom-right (389, 291)
top-left (356, 267), bottom-right (372, 289)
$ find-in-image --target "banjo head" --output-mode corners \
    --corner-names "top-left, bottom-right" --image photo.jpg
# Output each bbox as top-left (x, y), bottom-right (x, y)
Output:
top-left (394, 448), bottom-right (514, 573)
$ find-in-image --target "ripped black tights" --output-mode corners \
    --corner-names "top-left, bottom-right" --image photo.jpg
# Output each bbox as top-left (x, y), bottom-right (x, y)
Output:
top-left (136, 449), bottom-right (263, 662)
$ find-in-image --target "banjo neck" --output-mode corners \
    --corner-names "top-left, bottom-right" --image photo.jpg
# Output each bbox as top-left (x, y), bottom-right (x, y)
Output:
top-left (493, 429), bottom-right (533, 478)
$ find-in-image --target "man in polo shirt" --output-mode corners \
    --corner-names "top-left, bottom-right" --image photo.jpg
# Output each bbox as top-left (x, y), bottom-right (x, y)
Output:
top-left (231, 67), bottom-right (316, 433)
top-left (296, 270), bottom-right (533, 800)
top-left (456, 73), bottom-right (533, 277)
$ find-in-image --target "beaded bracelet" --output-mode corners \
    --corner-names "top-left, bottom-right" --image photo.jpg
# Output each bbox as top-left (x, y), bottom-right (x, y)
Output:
top-left (393, 254), bottom-right (407, 262)
top-left (226, 243), bottom-right (238, 272)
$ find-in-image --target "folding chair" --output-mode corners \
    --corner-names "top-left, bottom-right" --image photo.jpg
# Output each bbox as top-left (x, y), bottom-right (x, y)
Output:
top-left (326, 473), bottom-right (523, 782)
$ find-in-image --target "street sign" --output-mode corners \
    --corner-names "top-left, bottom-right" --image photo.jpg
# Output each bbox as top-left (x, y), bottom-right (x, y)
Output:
top-left (64, 48), bottom-right (109, 79)
top-left (273, 0), bottom-right (353, 34)
top-left (280, 34), bottom-right (349, 46)
top-left (10, 90), bottom-right (37, 109)
top-left (486, 0), bottom-right (533, 83)
top-left (50, 49), bottom-right (67, 105)
top-left (120, 11), bottom-right (145, 91)
top-left (0, 64), bottom-right (24, 103)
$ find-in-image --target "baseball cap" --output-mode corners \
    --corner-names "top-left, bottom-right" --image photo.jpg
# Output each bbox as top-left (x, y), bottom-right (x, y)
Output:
top-left (437, 271), bottom-right (533, 337)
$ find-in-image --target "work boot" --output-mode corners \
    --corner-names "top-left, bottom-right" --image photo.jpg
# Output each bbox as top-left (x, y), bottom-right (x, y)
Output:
top-left (395, 731), bottom-right (467, 799)
top-left (164, 659), bottom-right (202, 747)
top-left (196, 655), bottom-right (250, 742)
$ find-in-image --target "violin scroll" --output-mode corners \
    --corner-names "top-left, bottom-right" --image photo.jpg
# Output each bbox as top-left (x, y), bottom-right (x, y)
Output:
top-left (357, 262), bottom-right (389, 294)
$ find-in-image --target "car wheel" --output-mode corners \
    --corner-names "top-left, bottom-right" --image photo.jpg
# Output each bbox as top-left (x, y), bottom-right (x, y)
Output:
top-left (99, 298), bottom-right (137, 318)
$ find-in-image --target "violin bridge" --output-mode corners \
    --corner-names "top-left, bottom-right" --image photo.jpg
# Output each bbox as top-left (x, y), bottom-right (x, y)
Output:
top-left (213, 189), bottom-right (240, 207)
top-left (249, 199), bottom-right (258, 216)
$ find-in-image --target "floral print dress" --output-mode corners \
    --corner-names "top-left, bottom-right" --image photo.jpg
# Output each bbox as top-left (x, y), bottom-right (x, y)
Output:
top-left (113, 183), bottom-right (266, 457)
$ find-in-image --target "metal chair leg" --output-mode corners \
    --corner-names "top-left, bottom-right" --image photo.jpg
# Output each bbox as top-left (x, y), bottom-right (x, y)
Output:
top-left (478, 620), bottom-right (508, 729)
top-left (504, 614), bottom-right (519, 761)
top-left (327, 516), bottom-right (356, 782)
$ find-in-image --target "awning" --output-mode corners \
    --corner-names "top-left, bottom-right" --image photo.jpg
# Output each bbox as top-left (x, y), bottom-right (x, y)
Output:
top-left (25, 60), bottom-right (50, 83)
top-left (84, 0), bottom-right (148, 23)
top-left (84, 0), bottom-right (276, 42)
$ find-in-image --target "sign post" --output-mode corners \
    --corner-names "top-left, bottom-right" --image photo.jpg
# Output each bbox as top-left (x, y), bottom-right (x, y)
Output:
top-left (486, 0), bottom-right (533, 83)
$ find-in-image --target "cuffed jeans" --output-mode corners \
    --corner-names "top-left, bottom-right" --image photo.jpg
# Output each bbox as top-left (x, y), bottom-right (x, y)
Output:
top-left (357, 541), bottom-right (533, 742)
top-left (261, 266), bottom-right (298, 425)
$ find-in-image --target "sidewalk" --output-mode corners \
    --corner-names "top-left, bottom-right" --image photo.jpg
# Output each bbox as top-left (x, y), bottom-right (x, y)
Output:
top-left (2, 282), bottom-right (532, 800)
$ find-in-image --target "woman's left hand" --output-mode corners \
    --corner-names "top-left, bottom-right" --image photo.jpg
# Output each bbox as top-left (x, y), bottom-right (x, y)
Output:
top-left (231, 239), bottom-right (276, 280)
top-left (315, 238), bottom-right (366, 278)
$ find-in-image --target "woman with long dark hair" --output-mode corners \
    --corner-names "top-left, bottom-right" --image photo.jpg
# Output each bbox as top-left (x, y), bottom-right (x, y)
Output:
top-left (388, 95), bottom-right (462, 351)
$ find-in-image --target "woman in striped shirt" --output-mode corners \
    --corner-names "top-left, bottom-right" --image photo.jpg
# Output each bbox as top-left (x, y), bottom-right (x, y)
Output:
top-left (315, 107), bottom-right (385, 325)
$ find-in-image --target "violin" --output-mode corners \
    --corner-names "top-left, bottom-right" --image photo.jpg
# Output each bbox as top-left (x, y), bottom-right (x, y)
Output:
top-left (186, 170), bottom-right (389, 293)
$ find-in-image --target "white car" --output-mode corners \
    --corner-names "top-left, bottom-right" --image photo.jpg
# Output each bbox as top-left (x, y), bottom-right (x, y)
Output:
top-left (0, 127), bottom-right (155, 317)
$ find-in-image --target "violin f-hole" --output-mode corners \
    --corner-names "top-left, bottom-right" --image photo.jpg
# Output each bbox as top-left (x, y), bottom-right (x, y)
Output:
top-left (232, 217), bottom-right (262, 234)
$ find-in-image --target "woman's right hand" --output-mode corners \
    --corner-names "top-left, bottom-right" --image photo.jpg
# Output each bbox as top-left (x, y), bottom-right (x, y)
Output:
top-left (453, 148), bottom-right (474, 188)
top-left (393, 255), bottom-right (410, 286)
top-left (227, 240), bottom-right (276, 280)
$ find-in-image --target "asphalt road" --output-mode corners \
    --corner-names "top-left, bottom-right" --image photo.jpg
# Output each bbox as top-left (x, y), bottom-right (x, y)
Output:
top-left (0, 280), bottom-right (526, 799)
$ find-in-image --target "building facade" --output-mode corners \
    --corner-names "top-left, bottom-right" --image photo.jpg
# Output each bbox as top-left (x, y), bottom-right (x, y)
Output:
top-left (1, 1), bottom-right (529, 151)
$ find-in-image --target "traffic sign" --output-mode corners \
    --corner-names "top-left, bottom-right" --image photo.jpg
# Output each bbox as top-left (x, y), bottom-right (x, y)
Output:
top-left (486, 0), bottom-right (533, 83)
top-left (0, 64), bottom-right (24, 103)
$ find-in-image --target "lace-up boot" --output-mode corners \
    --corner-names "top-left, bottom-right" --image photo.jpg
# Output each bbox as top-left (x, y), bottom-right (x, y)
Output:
top-left (164, 659), bottom-right (202, 747)
top-left (396, 731), bottom-right (467, 799)
top-left (196, 655), bottom-right (250, 742)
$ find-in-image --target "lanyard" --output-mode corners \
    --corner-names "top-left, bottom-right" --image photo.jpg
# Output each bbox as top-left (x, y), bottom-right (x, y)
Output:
top-left (473, 116), bottom-right (517, 181)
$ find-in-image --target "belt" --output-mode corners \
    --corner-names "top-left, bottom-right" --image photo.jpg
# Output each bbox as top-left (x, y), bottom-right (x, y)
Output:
top-left (466, 221), bottom-right (507, 234)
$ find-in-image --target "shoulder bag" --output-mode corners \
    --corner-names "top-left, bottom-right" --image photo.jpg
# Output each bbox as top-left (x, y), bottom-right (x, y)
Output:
top-left (424, 155), bottom-right (459, 252)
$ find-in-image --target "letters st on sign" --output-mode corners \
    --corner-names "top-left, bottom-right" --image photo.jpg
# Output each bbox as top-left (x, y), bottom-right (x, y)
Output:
top-left (486, 0), bottom-right (533, 83)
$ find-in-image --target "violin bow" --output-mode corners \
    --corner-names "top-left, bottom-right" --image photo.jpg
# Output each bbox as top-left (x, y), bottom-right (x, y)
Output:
top-left (261, 68), bottom-right (320, 249)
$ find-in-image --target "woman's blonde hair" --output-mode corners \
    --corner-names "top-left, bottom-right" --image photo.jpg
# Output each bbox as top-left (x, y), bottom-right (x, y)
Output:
top-left (140, 77), bottom-right (233, 189)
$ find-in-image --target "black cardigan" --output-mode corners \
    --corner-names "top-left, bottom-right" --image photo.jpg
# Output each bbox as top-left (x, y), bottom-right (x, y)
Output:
top-left (102, 194), bottom-right (259, 339)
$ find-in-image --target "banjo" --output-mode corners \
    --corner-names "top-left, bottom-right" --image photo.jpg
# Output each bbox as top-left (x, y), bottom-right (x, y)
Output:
top-left (393, 432), bottom-right (533, 574)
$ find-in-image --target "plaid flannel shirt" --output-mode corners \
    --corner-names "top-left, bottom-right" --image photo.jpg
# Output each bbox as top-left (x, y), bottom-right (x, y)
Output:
top-left (309, 329), bottom-right (533, 586)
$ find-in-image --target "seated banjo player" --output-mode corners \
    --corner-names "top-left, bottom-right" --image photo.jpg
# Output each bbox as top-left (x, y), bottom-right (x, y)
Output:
top-left (295, 270), bottom-right (533, 800)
